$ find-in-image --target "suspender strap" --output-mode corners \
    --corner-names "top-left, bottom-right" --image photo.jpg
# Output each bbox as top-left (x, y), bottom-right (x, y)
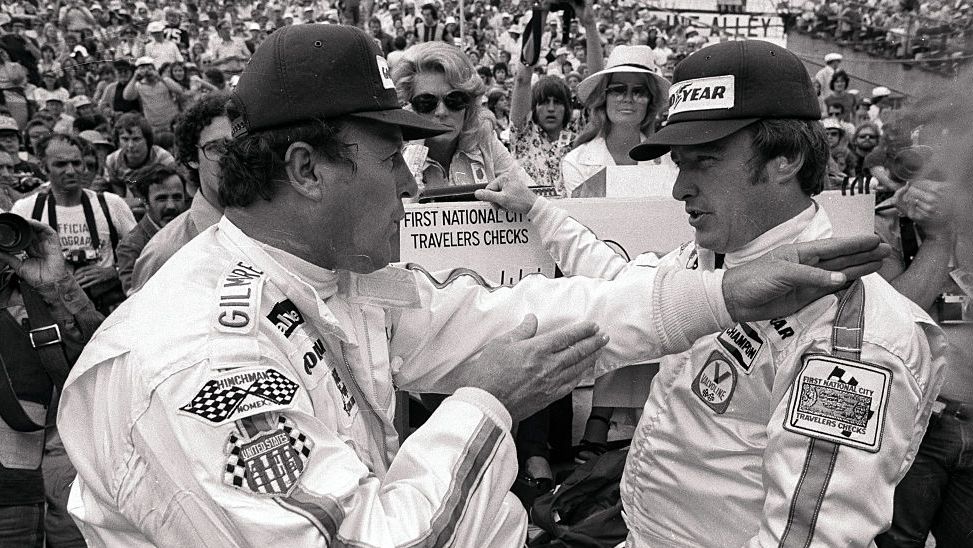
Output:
top-left (96, 192), bottom-right (119, 262)
top-left (30, 191), bottom-right (47, 222)
top-left (79, 191), bottom-right (101, 253)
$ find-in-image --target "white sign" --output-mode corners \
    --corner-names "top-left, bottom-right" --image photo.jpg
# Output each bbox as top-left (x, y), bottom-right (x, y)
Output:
top-left (646, 10), bottom-right (786, 46)
top-left (398, 192), bottom-right (875, 286)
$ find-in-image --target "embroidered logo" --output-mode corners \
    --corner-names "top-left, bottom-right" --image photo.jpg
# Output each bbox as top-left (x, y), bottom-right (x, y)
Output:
top-left (267, 300), bottom-right (304, 338)
top-left (224, 416), bottom-right (313, 496)
top-left (179, 367), bottom-right (300, 425)
top-left (667, 75), bottom-right (735, 116)
top-left (717, 323), bottom-right (764, 374)
top-left (216, 261), bottom-right (265, 334)
top-left (691, 351), bottom-right (738, 414)
top-left (785, 355), bottom-right (892, 452)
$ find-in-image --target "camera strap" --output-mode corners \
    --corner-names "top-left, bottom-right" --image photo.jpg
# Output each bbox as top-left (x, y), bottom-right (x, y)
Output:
top-left (30, 191), bottom-right (118, 262)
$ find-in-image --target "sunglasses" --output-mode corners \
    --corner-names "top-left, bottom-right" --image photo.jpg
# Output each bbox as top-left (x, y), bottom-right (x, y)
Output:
top-left (409, 91), bottom-right (472, 114)
top-left (605, 83), bottom-right (651, 100)
top-left (857, 134), bottom-right (878, 140)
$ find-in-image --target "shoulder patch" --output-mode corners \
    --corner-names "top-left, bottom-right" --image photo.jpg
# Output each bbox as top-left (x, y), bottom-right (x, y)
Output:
top-left (215, 261), bottom-right (266, 334)
top-left (691, 350), bottom-right (738, 414)
top-left (267, 299), bottom-right (304, 338)
top-left (716, 323), bottom-right (764, 374)
top-left (224, 415), bottom-right (313, 497)
top-left (784, 355), bottom-right (892, 453)
top-left (179, 366), bottom-right (300, 426)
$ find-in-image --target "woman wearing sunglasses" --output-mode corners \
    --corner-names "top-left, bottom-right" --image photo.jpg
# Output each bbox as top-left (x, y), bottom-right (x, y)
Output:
top-left (561, 45), bottom-right (673, 198)
top-left (561, 45), bottom-right (675, 464)
top-left (392, 42), bottom-right (522, 192)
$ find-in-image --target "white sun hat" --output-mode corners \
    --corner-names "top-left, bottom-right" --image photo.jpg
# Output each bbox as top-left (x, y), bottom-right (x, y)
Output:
top-left (575, 45), bottom-right (671, 104)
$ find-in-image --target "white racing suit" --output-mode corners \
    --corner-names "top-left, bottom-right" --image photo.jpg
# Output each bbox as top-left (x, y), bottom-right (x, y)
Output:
top-left (527, 198), bottom-right (947, 547)
top-left (57, 216), bottom-right (739, 547)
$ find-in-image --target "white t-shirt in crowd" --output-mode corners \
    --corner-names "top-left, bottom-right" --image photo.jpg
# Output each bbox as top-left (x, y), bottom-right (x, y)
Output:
top-left (11, 189), bottom-right (136, 271)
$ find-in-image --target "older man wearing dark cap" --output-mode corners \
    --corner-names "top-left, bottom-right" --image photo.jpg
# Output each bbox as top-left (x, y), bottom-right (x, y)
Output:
top-left (481, 39), bottom-right (945, 547)
top-left (57, 27), bottom-right (892, 546)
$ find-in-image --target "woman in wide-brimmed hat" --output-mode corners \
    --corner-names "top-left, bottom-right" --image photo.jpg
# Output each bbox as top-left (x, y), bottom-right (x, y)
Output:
top-left (561, 45), bottom-right (673, 198)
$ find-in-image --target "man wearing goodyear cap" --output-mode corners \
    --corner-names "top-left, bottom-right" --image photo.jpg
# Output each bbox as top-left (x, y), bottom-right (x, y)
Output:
top-left (58, 27), bottom-right (891, 546)
top-left (481, 40), bottom-right (945, 546)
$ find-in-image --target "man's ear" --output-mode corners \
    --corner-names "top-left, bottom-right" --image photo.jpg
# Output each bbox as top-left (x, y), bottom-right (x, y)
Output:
top-left (765, 152), bottom-right (805, 185)
top-left (284, 141), bottom-right (326, 201)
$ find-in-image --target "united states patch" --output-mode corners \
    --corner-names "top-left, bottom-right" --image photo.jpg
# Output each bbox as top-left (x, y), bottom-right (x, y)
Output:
top-left (224, 416), bottom-right (313, 496)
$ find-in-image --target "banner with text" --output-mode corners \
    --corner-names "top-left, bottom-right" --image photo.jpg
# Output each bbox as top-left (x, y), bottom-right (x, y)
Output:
top-left (399, 192), bottom-right (875, 285)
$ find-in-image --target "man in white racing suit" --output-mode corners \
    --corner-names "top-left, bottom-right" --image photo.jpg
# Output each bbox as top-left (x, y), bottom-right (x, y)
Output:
top-left (478, 40), bottom-right (946, 547)
top-left (57, 28), bottom-right (891, 547)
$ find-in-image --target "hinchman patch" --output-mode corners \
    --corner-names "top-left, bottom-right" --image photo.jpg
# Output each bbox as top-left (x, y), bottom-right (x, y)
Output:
top-left (224, 416), bottom-right (313, 497)
top-left (717, 323), bottom-right (764, 374)
top-left (691, 351), bottom-right (738, 414)
top-left (179, 367), bottom-right (300, 426)
top-left (785, 355), bottom-right (892, 453)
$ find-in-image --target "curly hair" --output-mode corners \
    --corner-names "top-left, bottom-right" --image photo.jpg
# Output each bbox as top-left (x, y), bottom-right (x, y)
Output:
top-left (573, 72), bottom-right (666, 149)
top-left (173, 92), bottom-right (229, 166)
top-left (391, 41), bottom-right (487, 146)
top-left (219, 98), bottom-right (354, 208)
top-left (127, 163), bottom-right (187, 200)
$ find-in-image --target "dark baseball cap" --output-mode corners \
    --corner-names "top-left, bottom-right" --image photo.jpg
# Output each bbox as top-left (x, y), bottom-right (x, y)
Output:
top-left (630, 40), bottom-right (821, 161)
top-left (230, 24), bottom-right (448, 140)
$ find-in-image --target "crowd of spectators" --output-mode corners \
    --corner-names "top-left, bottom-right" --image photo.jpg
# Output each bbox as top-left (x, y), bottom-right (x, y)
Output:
top-left (0, 0), bottom-right (968, 545)
top-left (786, 0), bottom-right (973, 74)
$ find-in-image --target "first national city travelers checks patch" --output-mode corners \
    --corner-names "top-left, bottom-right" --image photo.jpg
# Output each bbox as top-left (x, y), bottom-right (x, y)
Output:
top-left (785, 354), bottom-right (892, 453)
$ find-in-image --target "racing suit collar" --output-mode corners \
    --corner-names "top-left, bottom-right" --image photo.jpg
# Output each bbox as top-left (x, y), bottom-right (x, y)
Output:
top-left (215, 215), bottom-right (350, 342)
top-left (706, 203), bottom-right (831, 270)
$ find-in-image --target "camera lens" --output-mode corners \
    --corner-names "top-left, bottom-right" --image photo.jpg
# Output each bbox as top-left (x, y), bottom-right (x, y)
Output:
top-left (0, 213), bottom-right (33, 253)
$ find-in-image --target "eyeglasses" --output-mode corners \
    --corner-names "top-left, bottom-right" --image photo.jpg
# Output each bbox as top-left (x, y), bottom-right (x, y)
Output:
top-left (409, 91), bottom-right (472, 114)
top-left (826, 130), bottom-right (842, 136)
top-left (606, 83), bottom-right (651, 101)
top-left (857, 134), bottom-right (878, 140)
top-left (198, 139), bottom-right (229, 161)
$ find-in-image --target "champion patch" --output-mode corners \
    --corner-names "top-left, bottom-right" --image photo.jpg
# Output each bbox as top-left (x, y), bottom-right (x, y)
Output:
top-left (717, 323), bottom-right (763, 374)
top-left (267, 299), bottom-right (304, 338)
top-left (216, 261), bottom-right (265, 334)
top-left (179, 367), bottom-right (300, 426)
top-left (785, 355), bottom-right (892, 453)
top-left (691, 351), bottom-right (738, 414)
top-left (224, 416), bottom-right (313, 497)
top-left (667, 75), bottom-right (735, 116)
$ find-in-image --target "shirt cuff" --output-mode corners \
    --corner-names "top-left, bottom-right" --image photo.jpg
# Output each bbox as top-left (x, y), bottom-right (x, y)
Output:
top-left (653, 266), bottom-right (733, 352)
top-left (448, 387), bottom-right (512, 432)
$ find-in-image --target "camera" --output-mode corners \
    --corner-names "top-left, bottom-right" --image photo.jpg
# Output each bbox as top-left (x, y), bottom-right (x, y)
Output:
top-left (0, 212), bottom-right (33, 254)
top-left (64, 248), bottom-right (99, 268)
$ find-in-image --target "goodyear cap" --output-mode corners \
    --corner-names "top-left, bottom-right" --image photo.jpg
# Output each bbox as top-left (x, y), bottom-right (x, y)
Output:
top-left (630, 40), bottom-right (821, 161)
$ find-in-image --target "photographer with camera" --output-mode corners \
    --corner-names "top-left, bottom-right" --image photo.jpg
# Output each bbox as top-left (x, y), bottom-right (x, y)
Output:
top-left (9, 133), bottom-right (135, 315)
top-left (122, 56), bottom-right (184, 137)
top-left (0, 212), bottom-right (104, 547)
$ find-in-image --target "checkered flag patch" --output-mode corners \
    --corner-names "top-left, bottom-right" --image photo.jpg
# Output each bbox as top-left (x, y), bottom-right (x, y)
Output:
top-left (279, 416), bottom-right (313, 459)
top-left (224, 432), bottom-right (246, 489)
top-left (180, 385), bottom-right (249, 423)
top-left (179, 368), bottom-right (300, 425)
top-left (250, 370), bottom-right (300, 404)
